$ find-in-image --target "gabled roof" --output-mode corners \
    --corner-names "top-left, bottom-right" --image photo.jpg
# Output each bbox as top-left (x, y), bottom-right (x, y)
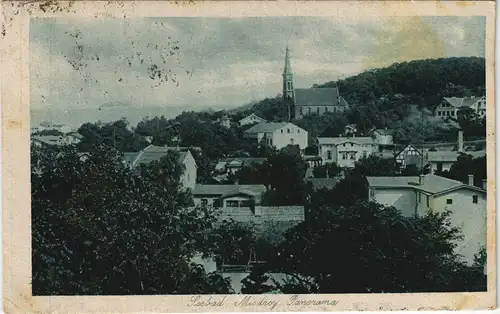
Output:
top-left (317, 137), bottom-right (375, 146)
top-left (192, 184), bottom-right (266, 197)
top-left (239, 113), bottom-right (266, 123)
top-left (427, 151), bottom-right (486, 163)
top-left (396, 144), bottom-right (422, 157)
top-left (245, 122), bottom-right (293, 133)
top-left (443, 96), bottom-right (484, 108)
top-left (367, 174), bottom-right (486, 195)
top-left (124, 146), bottom-right (195, 168)
top-left (294, 88), bottom-right (346, 107)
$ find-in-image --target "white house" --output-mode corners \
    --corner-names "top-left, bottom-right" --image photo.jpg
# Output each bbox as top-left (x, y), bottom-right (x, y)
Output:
top-left (218, 115), bottom-right (232, 129)
top-left (372, 128), bottom-right (394, 145)
top-left (244, 122), bottom-right (308, 150)
top-left (238, 113), bottom-right (267, 126)
top-left (367, 174), bottom-right (487, 265)
top-left (191, 184), bottom-right (266, 209)
top-left (435, 96), bottom-right (486, 119)
top-left (316, 136), bottom-right (378, 168)
top-left (427, 150), bottom-right (486, 173)
top-left (123, 145), bottom-right (198, 190)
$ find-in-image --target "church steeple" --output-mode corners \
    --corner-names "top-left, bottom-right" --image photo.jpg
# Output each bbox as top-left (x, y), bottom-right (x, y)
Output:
top-left (282, 44), bottom-right (295, 101)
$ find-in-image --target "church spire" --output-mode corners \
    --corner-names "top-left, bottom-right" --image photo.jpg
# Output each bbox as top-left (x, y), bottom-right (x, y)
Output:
top-left (284, 44), bottom-right (292, 74)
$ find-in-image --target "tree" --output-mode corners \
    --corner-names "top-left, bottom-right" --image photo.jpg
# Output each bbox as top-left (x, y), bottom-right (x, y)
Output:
top-left (352, 155), bottom-right (400, 176)
top-left (31, 144), bottom-right (230, 295)
top-left (312, 162), bottom-right (341, 178)
top-left (208, 219), bottom-right (257, 266)
top-left (456, 107), bottom-right (486, 137)
top-left (241, 266), bottom-right (275, 294)
top-left (263, 200), bottom-right (486, 293)
top-left (438, 154), bottom-right (486, 188)
top-left (261, 145), bottom-right (308, 206)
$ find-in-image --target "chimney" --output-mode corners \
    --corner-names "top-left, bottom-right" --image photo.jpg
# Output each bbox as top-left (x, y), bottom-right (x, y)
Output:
top-left (458, 130), bottom-right (464, 153)
top-left (482, 179), bottom-right (487, 190)
top-left (468, 174), bottom-right (474, 186)
top-left (419, 174), bottom-right (425, 185)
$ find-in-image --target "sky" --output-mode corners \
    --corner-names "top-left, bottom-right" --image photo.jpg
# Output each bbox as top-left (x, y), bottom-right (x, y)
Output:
top-left (29, 16), bottom-right (485, 127)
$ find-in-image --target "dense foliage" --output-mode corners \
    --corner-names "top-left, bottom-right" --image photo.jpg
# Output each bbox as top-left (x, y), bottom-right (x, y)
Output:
top-left (437, 154), bottom-right (487, 188)
top-left (31, 144), bottom-right (231, 295)
top-left (259, 200), bottom-right (486, 293)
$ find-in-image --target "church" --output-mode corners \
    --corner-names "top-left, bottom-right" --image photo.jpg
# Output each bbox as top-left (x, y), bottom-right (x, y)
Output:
top-left (282, 45), bottom-right (349, 120)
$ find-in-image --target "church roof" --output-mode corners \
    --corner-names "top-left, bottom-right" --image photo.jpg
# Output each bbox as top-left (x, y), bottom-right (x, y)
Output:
top-left (294, 88), bottom-right (348, 107)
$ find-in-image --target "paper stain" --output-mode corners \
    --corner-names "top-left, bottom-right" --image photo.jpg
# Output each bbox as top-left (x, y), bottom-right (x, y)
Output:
top-left (362, 16), bottom-right (445, 70)
top-left (6, 119), bottom-right (22, 130)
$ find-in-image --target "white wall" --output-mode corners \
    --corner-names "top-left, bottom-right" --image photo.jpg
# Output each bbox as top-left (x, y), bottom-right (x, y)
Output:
top-left (271, 124), bottom-right (308, 150)
top-left (431, 189), bottom-right (487, 265)
top-left (180, 152), bottom-right (197, 190)
top-left (430, 161), bottom-right (455, 173)
top-left (371, 188), bottom-right (418, 217)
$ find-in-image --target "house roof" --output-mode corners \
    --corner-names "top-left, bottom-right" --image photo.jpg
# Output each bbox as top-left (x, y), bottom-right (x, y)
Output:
top-left (396, 144), bottom-right (422, 157)
top-left (443, 96), bottom-right (484, 108)
top-left (31, 136), bottom-right (64, 146)
top-left (374, 128), bottom-right (394, 136)
top-left (317, 137), bottom-right (375, 146)
top-left (367, 174), bottom-right (486, 195)
top-left (294, 88), bottom-right (347, 107)
top-left (192, 184), bottom-right (266, 197)
top-left (124, 146), bottom-right (194, 168)
top-left (239, 113), bottom-right (266, 123)
top-left (306, 177), bottom-right (342, 190)
top-left (244, 122), bottom-right (290, 133)
top-left (427, 151), bottom-right (486, 163)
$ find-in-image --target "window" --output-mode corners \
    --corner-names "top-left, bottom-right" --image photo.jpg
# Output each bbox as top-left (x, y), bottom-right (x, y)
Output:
top-left (473, 195), bottom-right (478, 204)
top-left (287, 128), bottom-right (290, 133)
top-left (438, 111), bottom-right (441, 116)
top-left (299, 107), bottom-right (303, 115)
top-left (451, 111), bottom-right (455, 116)
top-left (333, 107), bottom-right (337, 113)
top-left (308, 107), bottom-right (311, 114)
top-left (270, 139), bottom-right (273, 146)
top-left (426, 195), bottom-right (430, 207)
top-left (201, 199), bottom-right (208, 206)
top-left (325, 107), bottom-right (328, 112)
top-left (327, 150), bottom-right (332, 160)
top-left (350, 152), bottom-right (356, 160)
top-left (317, 107), bottom-right (320, 114)
top-left (226, 200), bottom-right (239, 207)
top-left (418, 193), bottom-right (421, 203)
top-left (281, 129), bottom-right (283, 133)
top-left (297, 129), bottom-right (300, 133)
top-left (446, 199), bottom-right (453, 205)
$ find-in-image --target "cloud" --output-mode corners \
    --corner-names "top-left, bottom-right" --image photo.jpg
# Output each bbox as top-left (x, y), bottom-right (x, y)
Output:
top-left (30, 16), bottom-right (485, 116)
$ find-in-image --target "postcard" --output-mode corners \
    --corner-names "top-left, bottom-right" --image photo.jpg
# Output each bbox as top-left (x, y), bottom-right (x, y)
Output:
top-left (1, 0), bottom-right (496, 312)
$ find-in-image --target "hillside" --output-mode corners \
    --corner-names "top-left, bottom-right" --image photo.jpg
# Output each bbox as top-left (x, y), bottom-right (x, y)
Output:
top-left (317, 57), bottom-right (485, 107)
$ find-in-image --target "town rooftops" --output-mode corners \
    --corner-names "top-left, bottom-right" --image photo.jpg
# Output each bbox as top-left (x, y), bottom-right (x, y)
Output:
top-left (443, 96), bottom-right (484, 108)
top-left (238, 113), bottom-right (266, 123)
top-left (31, 135), bottom-right (65, 146)
top-left (427, 151), bottom-right (486, 163)
top-left (294, 88), bottom-right (349, 107)
top-left (244, 122), bottom-right (290, 133)
top-left (192, 184), bottom-right (266, 198)
top-left (317, 136), bottom-right (376, 146)
top-left (367, 174), bottom-right (485, 195)
top-left (124, 145), bottom-right (195, 168)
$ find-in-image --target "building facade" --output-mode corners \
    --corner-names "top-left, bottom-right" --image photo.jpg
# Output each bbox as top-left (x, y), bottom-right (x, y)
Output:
top-left (238, 113), bottom-right (267, 126)
top-left (244, 122), bottom-right (308, 150)
top-left (282, 45), bottom-right (349, 119)
top-left (435, 96), bottom-right (486, 118)
top-left (367, 174), bottom-right (487, 265)
top-left (317, 136), bottom-right (378, 168)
